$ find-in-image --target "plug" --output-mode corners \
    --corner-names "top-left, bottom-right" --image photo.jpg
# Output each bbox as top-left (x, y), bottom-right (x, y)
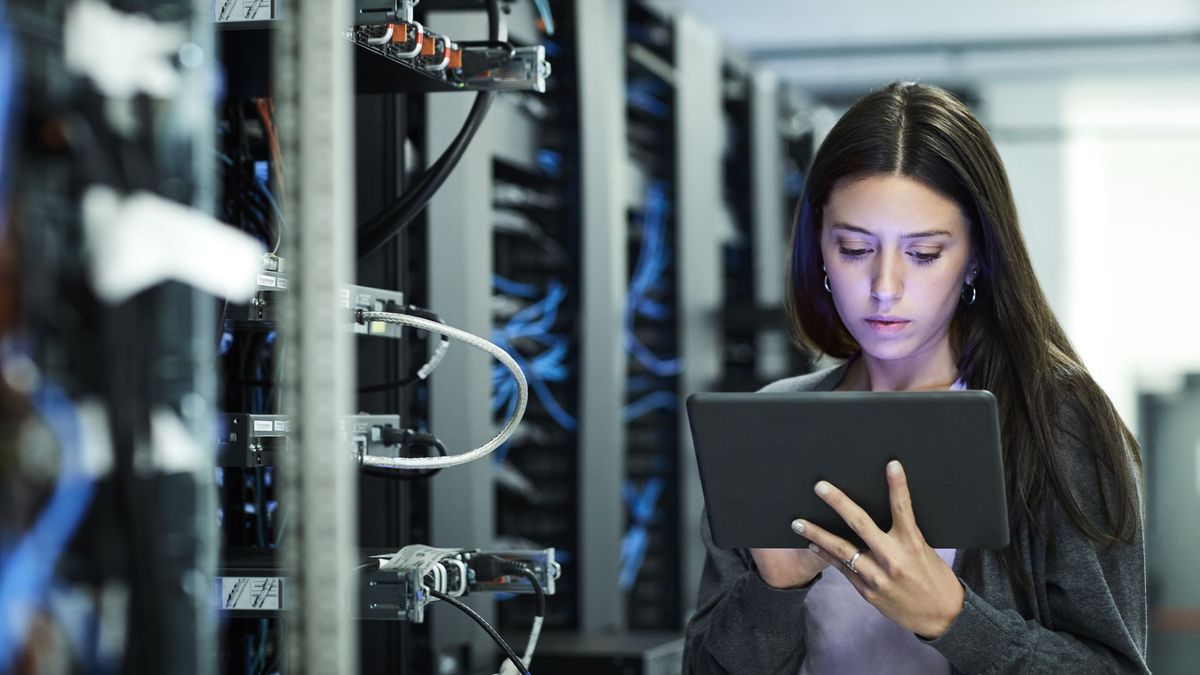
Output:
top-left (467, 554), bottom-right (528, 584)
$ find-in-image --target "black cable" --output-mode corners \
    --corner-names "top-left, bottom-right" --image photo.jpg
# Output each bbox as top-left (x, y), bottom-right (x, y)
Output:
top-left (516, 566), bottom-right (546, 619)
top-left (356, 91), bottom-right (493, 258)
top-left (230, 168), bottom-right (284, 249)
top-left (355, 0), bottom-right (503, 259)
top-left (356, 373), bottom-right (420, 393)
top-left (429, 589), bottom-right (528, 675)
top-left (471, 556), bottom-right (546, 620)
top-left (361, 429), bottom-right (447, 480)
top-left (467, 556), bottom-right (546, 666)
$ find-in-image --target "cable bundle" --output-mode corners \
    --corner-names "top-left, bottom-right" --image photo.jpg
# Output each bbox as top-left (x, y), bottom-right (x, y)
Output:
top-left (620, 180), bottom-right (680, 593)
top-left (624, 180), bottom-right (681, 379)
top-left (490, 275), bottom-right (576, 467)
top-left (217, 100), bottom-right (287, 256)
top-left (619, 477), bottom-right (664, 590)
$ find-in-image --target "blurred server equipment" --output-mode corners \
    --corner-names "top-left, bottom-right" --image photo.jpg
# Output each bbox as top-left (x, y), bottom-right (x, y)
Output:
top-left (713, 57), bottom-right (812, 395)
top-left (622, 0), bottom-right (684, 632)
top-left (1140, 376), bottom-right (1200, 674)
top-left (417, 1), bottom-right (578, 670)
top-left (4, 1), bottom-right (228, 674)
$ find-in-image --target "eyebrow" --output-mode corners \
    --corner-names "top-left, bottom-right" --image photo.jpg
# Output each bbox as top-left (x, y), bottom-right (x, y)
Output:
top-left (831, 222), bottom-right (954, 240)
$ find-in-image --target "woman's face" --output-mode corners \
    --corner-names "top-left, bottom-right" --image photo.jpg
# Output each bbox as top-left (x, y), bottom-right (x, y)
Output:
top-left (820, 174), bottom-right (977, 365)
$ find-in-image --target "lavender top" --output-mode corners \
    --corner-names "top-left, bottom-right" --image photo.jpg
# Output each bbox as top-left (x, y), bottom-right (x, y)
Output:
top-left (798, 378), bottom-right (966, 675)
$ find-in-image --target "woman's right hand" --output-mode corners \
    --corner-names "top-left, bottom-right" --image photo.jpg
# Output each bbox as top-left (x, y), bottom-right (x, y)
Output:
top-left (750, 546), bottom-right (830, 589)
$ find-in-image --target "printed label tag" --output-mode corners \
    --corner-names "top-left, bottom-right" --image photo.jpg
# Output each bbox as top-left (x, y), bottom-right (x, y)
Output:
top-left (217, 577), bottom-right (283, 610)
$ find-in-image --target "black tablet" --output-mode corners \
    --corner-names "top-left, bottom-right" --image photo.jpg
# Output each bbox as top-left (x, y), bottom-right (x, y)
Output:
top-left (686, 391), bottom-right (1009, 550)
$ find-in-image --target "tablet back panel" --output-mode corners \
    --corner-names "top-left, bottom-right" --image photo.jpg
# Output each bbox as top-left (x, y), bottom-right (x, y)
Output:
top-left (687, 391), bottom-right (1009, 550)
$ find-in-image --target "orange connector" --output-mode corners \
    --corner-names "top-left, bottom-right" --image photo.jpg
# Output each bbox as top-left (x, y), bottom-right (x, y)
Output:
top-left (421, 35), bottom-right (437, 56)
top-left (390, 21), bottom-right (422, 45)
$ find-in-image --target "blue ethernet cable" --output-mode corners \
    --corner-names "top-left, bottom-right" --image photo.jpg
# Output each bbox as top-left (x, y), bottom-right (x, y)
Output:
top-left (619, 477), bottom-right (664, 590)
top-left (0, 0), bottom-right (15, 243)
top-left (624, 391), bottom-right (679, 422)
top-left (0, 379), bottom-right (96, 670)
top-left (492, 274), bottom-right (541, 299)
top-left (624, 180), bottom-right (682, 377)
top-left (532, 0), bottom-right (555, 36)
top-left (490, 278), bottom-right (577, 445)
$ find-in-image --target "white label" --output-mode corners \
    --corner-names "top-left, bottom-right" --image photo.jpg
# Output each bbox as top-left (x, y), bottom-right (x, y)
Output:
top-left (256, 274), bottom-right (277, 288)
top-left (215, 0), bottom-right (275, 23)
top-left (377, 545), bottom-right (463, 575)
top-left (274, 420), bottom-right (286, 431)
top-left (218, 576), bottom-right (282, 610)
top-left (253, 420), bottom-right (273, 432)
top-left (276, 278), bottom-right (288, 289)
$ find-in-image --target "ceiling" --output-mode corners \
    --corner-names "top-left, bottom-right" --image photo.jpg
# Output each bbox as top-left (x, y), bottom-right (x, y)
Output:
top-left (670, 0), bottom-right (1200, 51)
top-left (663, 0), bottom-right (1200, 91)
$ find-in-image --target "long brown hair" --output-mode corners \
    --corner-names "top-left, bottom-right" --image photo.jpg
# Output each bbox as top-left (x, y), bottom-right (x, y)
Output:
top-left (785, 82), bottom-right (1142, 580)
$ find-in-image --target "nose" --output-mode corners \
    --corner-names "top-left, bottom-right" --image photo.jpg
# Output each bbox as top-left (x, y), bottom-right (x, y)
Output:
top-left (870, 251), bottom-right (903, 303)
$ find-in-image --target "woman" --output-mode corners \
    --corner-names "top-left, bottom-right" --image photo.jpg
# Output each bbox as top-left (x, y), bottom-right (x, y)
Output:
top-left (682, 82), bottom-right (1147, 674)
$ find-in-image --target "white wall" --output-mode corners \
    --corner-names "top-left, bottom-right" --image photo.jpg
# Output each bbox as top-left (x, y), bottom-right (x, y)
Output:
top-left (984, 75), bottom-right (1200, 431)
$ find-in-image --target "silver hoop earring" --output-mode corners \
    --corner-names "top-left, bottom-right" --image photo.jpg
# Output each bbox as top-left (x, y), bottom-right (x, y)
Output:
top-left (963, 282), bottom-right (977, 306)
top-left (823, 274), bottom-right (831, 293)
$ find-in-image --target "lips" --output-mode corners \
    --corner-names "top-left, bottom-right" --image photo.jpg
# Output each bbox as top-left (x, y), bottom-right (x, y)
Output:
top-left (865, 317), bottom-right (911, 335)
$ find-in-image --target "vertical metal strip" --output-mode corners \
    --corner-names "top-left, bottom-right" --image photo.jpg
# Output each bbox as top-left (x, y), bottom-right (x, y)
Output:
top-left (183, 2), bottom-right (219, 673)
top-left (674, 12), bottom-right (724, 625)
top-left (276, 1), bottom-right (357, 673)
top-left (577, 0), bottom-right (629, 633)
top-left (751, 70), bottom-right (785, 310)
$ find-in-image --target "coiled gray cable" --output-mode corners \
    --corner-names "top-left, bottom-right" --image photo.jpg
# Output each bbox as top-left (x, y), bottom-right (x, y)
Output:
top-left (357, 311), bottom-right (527, 469)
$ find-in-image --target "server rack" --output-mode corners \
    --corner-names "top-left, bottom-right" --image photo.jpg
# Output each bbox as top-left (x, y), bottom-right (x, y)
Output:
top-left (716, 56), bottom-right (760, 393)
top-left (672, 10), bottom-right (726, 630)
top-left (713, 59), bottom-right (812, 397)
top-left (490, 0), bottom-right (584, 637)
top-left (5, 1), bottom-right (220, 673)
top-left (353, 80), bottom-right (432, 675)
top-left (622, 0), bottom-right (683, 631)
top-left (215, 2), bottom-right (544, 673)
top-left (1140, 378), bottom-right (1200, 673)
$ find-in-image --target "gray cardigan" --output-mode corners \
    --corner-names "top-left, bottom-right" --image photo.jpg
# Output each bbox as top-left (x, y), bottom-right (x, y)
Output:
top-left (682, 364), bottom-right (1149, 674)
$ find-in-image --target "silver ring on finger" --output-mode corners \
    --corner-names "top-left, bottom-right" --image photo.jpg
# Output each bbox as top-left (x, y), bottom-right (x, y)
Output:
top-left (843, 550), bottom-right (863, 575)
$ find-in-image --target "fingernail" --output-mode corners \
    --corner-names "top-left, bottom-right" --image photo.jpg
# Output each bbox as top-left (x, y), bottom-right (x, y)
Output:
top-left (815, 481), bottom-right (831, 496)
top-left (791, 519), bottom-right (805, 535)
top-left (888, 460), bottom-right (902, 476)
top-left (808, 543), bottom-right (820, 553)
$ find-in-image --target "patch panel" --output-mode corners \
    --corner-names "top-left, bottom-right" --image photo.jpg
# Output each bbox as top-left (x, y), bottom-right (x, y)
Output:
top-left (217, 547), bottom-right (560, 625)
top-left (216, 413), bottom-right (401, 467)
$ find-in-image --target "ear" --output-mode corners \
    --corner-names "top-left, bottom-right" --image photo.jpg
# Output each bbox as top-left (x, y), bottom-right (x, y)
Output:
top-left (966, 254), bottom-right (980, 285)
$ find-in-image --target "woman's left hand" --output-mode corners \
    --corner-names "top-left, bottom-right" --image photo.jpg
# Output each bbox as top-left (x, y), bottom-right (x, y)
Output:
top-left (794, 460), bottom-right (964, 639)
